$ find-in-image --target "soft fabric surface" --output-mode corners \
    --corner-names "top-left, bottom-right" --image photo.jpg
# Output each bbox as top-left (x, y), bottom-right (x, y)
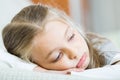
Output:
top-left (0, 65), bottom-right (118, 80)
top-left (0, 59), bottom-right (120, 80)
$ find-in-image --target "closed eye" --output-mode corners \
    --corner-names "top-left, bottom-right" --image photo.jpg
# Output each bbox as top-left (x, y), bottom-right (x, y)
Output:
top-left (53, 51), bottom-right (63, 63)
top-left (68, 33), bottom-right (75, 41)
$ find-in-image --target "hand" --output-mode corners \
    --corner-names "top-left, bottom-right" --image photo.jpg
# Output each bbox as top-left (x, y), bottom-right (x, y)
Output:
top-left (33, 66), bottom-right (84, 74)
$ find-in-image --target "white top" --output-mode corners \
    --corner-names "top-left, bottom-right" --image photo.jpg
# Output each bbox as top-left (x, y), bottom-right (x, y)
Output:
top-left (98, 40), bottom-right (120, 65)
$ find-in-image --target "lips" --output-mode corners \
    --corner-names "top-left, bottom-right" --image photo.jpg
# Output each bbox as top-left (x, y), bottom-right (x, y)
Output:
top-left (76, 53), bottom-right (87, 68)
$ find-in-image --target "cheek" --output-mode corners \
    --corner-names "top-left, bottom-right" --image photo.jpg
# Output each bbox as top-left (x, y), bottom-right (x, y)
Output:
top-left (46, 56), bottom-right (74, 70)
top-left (76, 33), bottom-right (88, 50)
top-left (73, 33), bottom-right (83, 48)
top-left (83, 54), bottom-right (90, 69)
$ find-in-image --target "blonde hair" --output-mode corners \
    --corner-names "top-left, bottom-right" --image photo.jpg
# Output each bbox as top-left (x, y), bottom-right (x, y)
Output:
top-left (2, 4), bottom-right (106, 69)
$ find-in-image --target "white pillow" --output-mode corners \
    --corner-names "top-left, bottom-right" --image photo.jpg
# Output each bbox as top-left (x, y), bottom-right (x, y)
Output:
top-left (0, 0), bottom-right (37, 70)
top-left (71, 65), bottom-right (120, 80)
top-left (0, 49), bottom-right (37, 70)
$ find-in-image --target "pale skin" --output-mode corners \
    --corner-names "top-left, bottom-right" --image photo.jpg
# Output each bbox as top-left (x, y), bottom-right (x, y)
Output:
top-left (31, 20), bottom-right (90, 74)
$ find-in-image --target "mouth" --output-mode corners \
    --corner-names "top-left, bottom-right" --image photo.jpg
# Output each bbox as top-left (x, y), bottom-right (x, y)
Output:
top-left (76, 53), bottom-right (87, 68)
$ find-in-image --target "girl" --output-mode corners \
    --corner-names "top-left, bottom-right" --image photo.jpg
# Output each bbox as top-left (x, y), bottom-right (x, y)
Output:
top-left (2, 4), bottom-right (120, 74)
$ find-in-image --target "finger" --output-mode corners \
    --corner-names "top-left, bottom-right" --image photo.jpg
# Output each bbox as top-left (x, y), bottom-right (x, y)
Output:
top-left (66, 68), bottom-right (84, 72)
top-left (48, 68), bottom-right (84, 74)
top-left (65, 68), bottom-right (84, 74)
top-left (34, 66), bottom-right (47, 72)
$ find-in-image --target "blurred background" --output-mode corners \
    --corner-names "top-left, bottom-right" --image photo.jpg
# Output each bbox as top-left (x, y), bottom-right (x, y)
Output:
top-left (0, 0), bottom-right (120, 48)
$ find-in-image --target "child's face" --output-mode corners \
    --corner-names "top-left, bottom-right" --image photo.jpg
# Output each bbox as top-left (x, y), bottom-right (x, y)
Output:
top-left (31, 20), bottom-right (90, 70)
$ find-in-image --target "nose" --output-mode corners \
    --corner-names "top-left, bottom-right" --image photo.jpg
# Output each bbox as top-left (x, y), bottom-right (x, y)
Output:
top-left (70, 54), bottom-right (77, 59)
top-left (62, 46), bottom-right (77, 60)
top-left (69, 51), bottom-right (77, 59)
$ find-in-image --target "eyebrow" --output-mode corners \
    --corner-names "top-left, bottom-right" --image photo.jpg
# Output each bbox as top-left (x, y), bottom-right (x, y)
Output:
top-left (45, 26), bottom-right (69, 60)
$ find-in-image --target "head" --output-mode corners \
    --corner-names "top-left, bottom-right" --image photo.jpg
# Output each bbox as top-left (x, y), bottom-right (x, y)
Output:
top-left (2, 4), bottom-right (104, 71)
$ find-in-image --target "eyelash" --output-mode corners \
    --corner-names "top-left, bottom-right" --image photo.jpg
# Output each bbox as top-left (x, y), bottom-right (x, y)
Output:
top-left (68, 33), bottom-right (75, 41)
top-left (54, 52), bottom-right (63, 62)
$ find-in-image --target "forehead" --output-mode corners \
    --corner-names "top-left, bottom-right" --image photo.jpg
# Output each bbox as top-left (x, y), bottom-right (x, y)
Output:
top-left (32, 20), bottom-right (69, 55)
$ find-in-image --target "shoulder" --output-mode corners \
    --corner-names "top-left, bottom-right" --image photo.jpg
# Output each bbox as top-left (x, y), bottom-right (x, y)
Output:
top-left (110, 53), bottom-right (120, 65)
